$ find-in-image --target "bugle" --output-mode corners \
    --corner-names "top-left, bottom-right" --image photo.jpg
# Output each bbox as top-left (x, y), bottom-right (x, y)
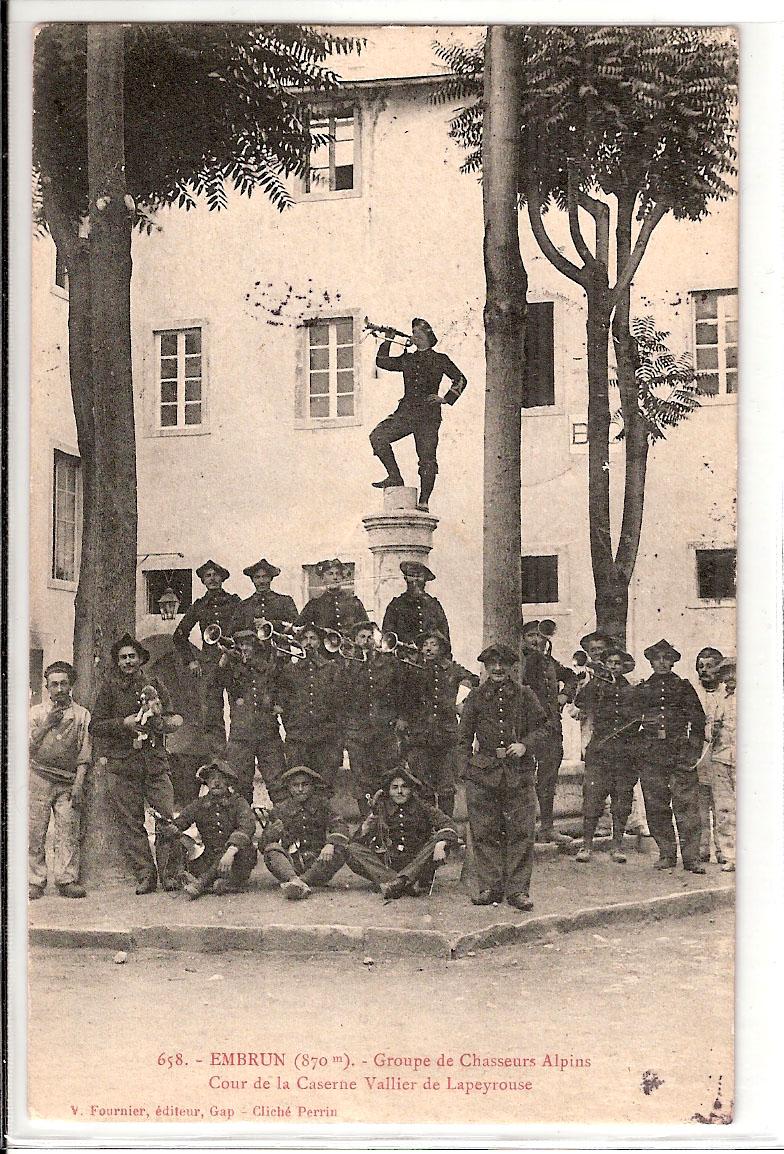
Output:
top-left (363, 317), bottom-right (413, 348)
top-left (380, 631), bottom-right (421, 666)
top-left (203, 623), bottom-right (238, 652)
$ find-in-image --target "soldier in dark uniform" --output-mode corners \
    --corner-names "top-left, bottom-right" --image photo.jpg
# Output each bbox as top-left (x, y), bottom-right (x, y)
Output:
top-left (294, 559), bottom-right (368, 644)
top-left (370, 318), bottom-right (467, 512)
top-left (574, 647), bottom-right (640, 863)
top-left (172, 560), bottom-right (241, 742)
top-left (161, 758), bottom-right (257, 899)
top-left (334, 620), bottom-right (406, 815)
top-left (261, 766), bottom-right (350, 900)
top-left (230, 557), bottom-right (298, 635)
top-left (519, 620), bottom-right (577, 845)
top-left (276, 625), bottom-right (342, 793)
top-left (345, 765), bottom-right (459, 899)
top-left (635, 638), bottom-right (707, 873)
top-left (381, 561), bottom-right (451, 648)
top-left (90, 634), bottom-right (183, 894)
top-left (219, 630), bottom-right (286, 806)
top-left (458, 642), bottom-right (551, 910)
top-left (402, 629), bottom-right (479, 817)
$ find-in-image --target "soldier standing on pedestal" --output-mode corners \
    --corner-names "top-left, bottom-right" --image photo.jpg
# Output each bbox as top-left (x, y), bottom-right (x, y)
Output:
top-left (172, 560), bottom-right (241, 746)
top-left (295, 559), bottom-right (368, 642)
top-left (231, 558), bottom-right (298, 635)
top-left (382, 561), bottom-right (451, 648)
top-left (370, 318), bottom-right (467, 512)
top-left (635, 638), bottom-right (707, 874)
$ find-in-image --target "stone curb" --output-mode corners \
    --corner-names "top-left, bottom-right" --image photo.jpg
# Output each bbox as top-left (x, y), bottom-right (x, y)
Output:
top-left (29, 885), bottom-right (733, 959)
top-left (450, 885), bottom-right (735, 957)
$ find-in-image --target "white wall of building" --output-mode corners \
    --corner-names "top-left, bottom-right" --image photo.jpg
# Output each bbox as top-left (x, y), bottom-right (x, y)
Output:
top-left (30, 59), bottom-right (737, 686)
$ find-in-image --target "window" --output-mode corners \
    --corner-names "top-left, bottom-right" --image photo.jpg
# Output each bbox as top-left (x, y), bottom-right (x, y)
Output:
top-left (303, 562), bottom-right (356, 602)
top-left (155, 327), bottom-right (203, 429)
top-left (692, 289), bottom-right (737, 396)
top-left (144, 569), bottom-right (193, 616)
top-left (29, 648), bottom-right (44, 705)
top-left (521, 555), bottom-right (559, 604)
top-left (306, 111), bottom-right (356, 193)
top-left (52, 450), bottom-right (81, 583)
top-left (571, 421), bottom-right (588, 446)
top-left (306, 317), bottom-right (356, 420)
top-left (54, 247), bottom-right (68, 293)
top-left (522, 302), bottom-right (555, 408)
top-left (696, 548), bottom-right (736, 600)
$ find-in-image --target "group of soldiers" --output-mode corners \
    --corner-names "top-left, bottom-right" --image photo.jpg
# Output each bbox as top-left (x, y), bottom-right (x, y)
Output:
top-left (28, 548), bottom-right (737, 912)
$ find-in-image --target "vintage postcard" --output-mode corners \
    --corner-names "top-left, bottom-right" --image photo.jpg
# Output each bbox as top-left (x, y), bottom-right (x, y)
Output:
top-left (5, 6), bottom-right (780, 1146)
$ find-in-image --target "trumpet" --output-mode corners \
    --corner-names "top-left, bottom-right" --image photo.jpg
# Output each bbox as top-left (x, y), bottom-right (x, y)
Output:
top-left (253, 619), bottom-right (307, 660)
top-left (572, 651), bottom-right (614, 684)
top-left (380, 631), bottom-right (421, 666)
top-left (202, 624), bottom-right (238, 652)
top-left (364, 317), bottom-right (413, 348)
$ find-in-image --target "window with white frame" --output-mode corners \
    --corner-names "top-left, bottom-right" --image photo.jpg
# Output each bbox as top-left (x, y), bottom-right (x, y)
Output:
top-left (692, 289), bottom-right (737, 396)
top-left (306, 317), bottom-right (356, 420)
top-left (52, 449), bottom-right (81, 583)
top-left (695, 547), bottom-right (736, 600)
top-left (305, 111), bottom-right (357, 194)
top-left (156, 327), bottom-right (204, 429)
top-left (521, 555), bottom-right (559, 604)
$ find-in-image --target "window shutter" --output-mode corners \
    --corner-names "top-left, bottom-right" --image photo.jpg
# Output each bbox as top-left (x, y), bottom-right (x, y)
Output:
top-left (522, 302), bottom-right (555, 408)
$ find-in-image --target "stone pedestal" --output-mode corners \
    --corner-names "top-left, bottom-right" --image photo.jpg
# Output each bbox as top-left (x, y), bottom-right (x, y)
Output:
top-left (362, 487), bottom-right (438, 624)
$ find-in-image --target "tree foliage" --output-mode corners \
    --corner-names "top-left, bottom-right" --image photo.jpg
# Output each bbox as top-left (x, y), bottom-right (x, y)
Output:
top-left (435, 26), bottom-right (737, 223)
top-left (33, 23), bottom-right (363, 227)
top-left (611, 317), bottom-right (701, 443)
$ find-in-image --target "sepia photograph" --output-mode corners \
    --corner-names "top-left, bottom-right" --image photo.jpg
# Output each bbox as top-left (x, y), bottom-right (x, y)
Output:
top-left (9, 6), bottom-right (776, 1143)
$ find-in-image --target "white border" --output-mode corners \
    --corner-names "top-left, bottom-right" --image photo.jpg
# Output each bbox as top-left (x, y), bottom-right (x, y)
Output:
top-left (7, 3), bottom-right (784, 1148)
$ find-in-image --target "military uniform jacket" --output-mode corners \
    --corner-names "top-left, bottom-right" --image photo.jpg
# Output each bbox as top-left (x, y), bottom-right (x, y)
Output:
top-left (172, 589), bottom-right (242, 663)
top-left (276, 657), bottom-right (339, 738)
top-left (335, 652), bottom-right (403, 732)
top-left (219, 655), bottom-right (279, 741)
top-left (262, 793), bottom-right (349, 858)
top-left (404, 659), bottom-right (478, 740)
top-left (90, 673), bottom-right (176, 765)
top-left (173, 790), bottom-right (256, 852)
top-left (520, 651), bottom-right (577, 723)
top-left (381, 592), bottom-right (451, 647)
top-left (635, 672), bottom-right (706, 752)
top-left (575, 675), bottom-right (638, 744)
top-left (230, 589), bottom-right (299, 634)
top-left (294, 589), bottom-right (368, 636)
top-left (361, 794), bottom-right (458, 867)
top-left (457, 677), bottom-right (551, 782)
top-left (376, 344), bottom-right (467, 407)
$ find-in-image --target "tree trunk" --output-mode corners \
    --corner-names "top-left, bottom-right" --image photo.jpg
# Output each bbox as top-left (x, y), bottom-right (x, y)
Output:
top-left (612, 190), bottom-right (651, 648)
top-left (41, 188), bottom-right (101, 702)
top-left (86, 23), bottom-right (137, 668)
top-left (481, 26), bottom-right (528, 649)
top-left (586, 279), bottom-right (622, 637)
top-left (82, 24), bottom-right (137, 884)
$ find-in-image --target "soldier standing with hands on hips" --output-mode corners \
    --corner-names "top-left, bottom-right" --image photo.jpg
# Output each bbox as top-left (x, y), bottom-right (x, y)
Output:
top-left (370, 318), bottom-right (467, 512)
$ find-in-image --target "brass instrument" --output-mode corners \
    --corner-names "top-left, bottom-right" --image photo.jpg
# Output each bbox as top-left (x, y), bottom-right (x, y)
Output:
top-left (253, 618), bottom-right (307, 660)
top-left (538, 619), bottom-right (556, 656)
top-left (363, 317), bottom-right (413, 348)
top-left (202, 623), bottom-right (238, 652)
top-left (380, 631), bottom-right (421, 666)
top-left (572, 651), bottom-right (614, 684)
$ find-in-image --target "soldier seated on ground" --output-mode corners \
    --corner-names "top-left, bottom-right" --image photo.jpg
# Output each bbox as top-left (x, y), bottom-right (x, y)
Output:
top-left (261, 766), bottom-right (350, 901)
top-left (160, 758), bottom-right (258, 900)
top-left (344, 765), bottom-right (459, 900)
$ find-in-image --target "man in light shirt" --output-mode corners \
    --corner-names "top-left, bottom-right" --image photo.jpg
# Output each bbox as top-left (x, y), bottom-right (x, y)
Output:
top-left (706, 656), bottom-right (736, 873)
top-left (29, 661), bottom-right (91, 899)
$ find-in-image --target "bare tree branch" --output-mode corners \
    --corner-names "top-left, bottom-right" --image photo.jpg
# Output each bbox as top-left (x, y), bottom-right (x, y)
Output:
top-left (526, 171), bottom-right (588, 288)
top-left (567, 160), bottom-right (597, 271)
top-left (610, 202), bottom-right (667, 305)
